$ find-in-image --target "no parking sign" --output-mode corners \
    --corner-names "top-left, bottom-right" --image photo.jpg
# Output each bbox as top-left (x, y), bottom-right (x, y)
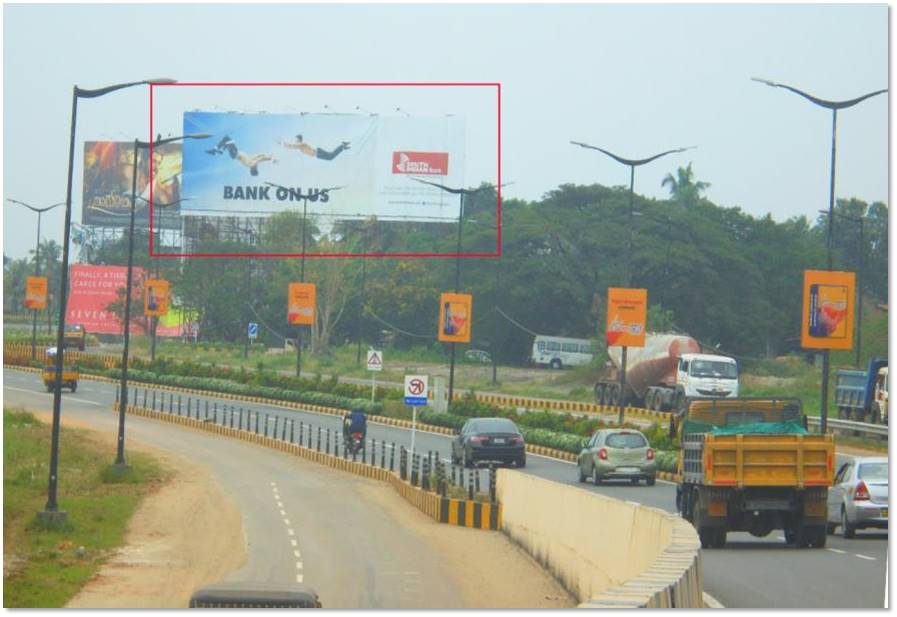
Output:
top-left (404, 375), bottom-right (428, 406)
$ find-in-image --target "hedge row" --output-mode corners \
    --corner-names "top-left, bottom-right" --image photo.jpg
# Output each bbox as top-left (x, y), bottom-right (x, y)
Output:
top-left (106, 368), bottom-right (384, 414)
top-left (131, 358), bottom-right (403, 402)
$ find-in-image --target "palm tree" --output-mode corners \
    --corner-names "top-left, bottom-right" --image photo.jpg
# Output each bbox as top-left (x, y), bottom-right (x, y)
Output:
top-left (661, 162), bottom-right (710, 205)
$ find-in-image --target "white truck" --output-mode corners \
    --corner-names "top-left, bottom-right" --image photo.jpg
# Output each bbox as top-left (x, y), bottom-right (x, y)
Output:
top-left (594, 333), bottom-right (739, 412)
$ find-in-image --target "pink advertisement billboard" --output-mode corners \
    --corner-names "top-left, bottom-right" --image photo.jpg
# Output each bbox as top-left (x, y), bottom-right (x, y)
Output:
top-left (67, 265), bottom-right (142, 335)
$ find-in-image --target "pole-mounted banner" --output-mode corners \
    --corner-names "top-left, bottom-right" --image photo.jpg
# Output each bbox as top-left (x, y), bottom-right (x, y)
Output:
top-left (25, 276), bottom-right (48, 310)
top-left (606, 287), bottom-right (647, 348)
top-left (438, 292), bottom-right (472, 343)
top-left (144, 279), bottom-right (170, 317)
top-left (288, 283), bottom-right (316, 325)
top-left (801, 270), bottom-right (855, 350)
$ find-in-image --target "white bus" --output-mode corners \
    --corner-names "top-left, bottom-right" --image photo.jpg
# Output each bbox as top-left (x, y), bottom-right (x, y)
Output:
top-left (531, 335), bottom-right (594, 369)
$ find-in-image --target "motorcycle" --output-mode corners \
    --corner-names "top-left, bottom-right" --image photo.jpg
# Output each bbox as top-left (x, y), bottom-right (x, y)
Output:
top-left (347, 431), bottom-right (364, 455)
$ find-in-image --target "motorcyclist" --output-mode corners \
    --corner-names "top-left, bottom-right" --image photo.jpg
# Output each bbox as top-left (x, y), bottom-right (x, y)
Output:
top-left (343, 408), bottom-right (367, 451)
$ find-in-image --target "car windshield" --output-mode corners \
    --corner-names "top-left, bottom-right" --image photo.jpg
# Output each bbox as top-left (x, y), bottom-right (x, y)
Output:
top-left (606, 433), bottom-right (647, 448)
top-left (858, 463), bottom-right (888, 481)
top-left (471, 419), bottom-right (518, 434)
top-left (690, 360), bottom-right (737, 379)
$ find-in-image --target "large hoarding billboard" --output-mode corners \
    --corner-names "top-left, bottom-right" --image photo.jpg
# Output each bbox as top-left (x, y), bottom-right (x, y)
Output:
top-left (82, 141), bottom-right (182, 229)
top-left (181, 112), bottom-right (465, 221)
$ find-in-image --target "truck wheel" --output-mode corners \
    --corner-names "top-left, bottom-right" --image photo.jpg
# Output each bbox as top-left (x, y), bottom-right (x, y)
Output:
top-left (70, 383), bottom-right (77, 393)
top-left (713, 529), bottom-right (727, 548)
top-left (871, 405), bottom-right (881, 425)
top-left (784, 526), bottom-right (796, 544)
top-left (797, 525), bottom-right (826, 548)
top-left (550, 359), bottom-right (562, 370)
top-left (698, 526), bottom-right (718, 549)
top-left (645, 390), bottom-right (655, 410)
top-left (675, 392), bottom-right (686, 413)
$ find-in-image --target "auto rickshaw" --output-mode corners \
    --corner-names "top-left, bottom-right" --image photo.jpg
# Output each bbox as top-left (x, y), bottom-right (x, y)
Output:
top-left (42, 347), bottom-right (79, 393)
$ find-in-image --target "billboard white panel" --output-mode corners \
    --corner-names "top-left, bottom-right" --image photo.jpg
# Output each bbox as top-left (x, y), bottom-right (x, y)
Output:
top-left (181, 112), bottom-right (465, 221)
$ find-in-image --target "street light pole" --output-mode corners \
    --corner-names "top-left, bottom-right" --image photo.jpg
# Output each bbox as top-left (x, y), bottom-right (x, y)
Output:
top-left (264, 182), bottom-right (345, 378)
top-left (570, 141), bottom-right (691, 425)
top-left (821, 209), bottom-right (866, 367)
top-left (116, 133), bottom-right (207, 470)
top-left (355, 225), bottom-right (369, 366)
top-left (6, 199), bottom-right (64, 360)
top-left (42, 77), bottom-right (175, 524)
top-left (754, 77), bottom-right (887, 434)
top-left (408, 178), bottom-right (496, 405)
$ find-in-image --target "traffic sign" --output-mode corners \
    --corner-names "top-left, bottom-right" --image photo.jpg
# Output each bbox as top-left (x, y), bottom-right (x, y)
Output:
top-left (366, 349), bottom-right (383, 372)
top-left (404, 374), bottom-right (429, 406)
top-left (248, 323), bottom-right (259, 340)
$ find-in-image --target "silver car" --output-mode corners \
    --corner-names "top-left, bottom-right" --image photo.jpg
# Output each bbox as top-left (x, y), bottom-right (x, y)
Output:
top-left (577, 429), bottom-right (656, 486)
top-left (827, 456), bottom-right (888, 539)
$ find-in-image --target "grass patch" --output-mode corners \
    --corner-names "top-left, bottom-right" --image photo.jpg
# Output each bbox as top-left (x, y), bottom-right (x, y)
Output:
top-left (3, 409), bottom-right (168, 608)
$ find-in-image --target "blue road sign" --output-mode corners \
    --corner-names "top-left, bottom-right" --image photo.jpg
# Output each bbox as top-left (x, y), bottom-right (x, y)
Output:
top-left (248, 323), bottom-right (259, 339)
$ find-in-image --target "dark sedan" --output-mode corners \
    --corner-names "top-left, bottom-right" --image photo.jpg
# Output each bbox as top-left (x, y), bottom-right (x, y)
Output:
top-left (451, 417), bottom-right (526, 468)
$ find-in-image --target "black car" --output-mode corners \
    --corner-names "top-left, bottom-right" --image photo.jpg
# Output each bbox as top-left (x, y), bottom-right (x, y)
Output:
top-left (451, 417), bottom-right (526, 468)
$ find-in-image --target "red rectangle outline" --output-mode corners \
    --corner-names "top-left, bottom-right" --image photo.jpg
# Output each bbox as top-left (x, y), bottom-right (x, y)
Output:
top-left (149, 82), bottom-right (501, 259)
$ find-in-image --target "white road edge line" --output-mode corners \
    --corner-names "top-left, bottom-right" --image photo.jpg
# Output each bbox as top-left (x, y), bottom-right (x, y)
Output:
top-left (4, 385), bottom-right (105, 406)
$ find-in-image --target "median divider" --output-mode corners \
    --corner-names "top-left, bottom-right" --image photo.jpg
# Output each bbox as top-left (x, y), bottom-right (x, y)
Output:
top-left (497, 470), bottom-right (702, 608)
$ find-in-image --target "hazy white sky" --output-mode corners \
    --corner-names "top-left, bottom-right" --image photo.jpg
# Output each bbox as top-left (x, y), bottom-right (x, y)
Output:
top-left (2, 3), bottom-right (888, 260)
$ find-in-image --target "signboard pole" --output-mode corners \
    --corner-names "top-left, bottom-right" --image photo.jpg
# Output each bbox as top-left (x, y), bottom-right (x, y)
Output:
top-left (820, 352), bottom-right (830, 434)
top-left (371, 372), bottom-right (376, 404)
top-left (618, 346), bottom-right (627, 425)
top-left (410, 405), bottom-right (417, 458)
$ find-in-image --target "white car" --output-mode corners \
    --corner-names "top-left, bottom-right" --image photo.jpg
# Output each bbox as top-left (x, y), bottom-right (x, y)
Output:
top-left (827, 457), bottom-right (888, 538)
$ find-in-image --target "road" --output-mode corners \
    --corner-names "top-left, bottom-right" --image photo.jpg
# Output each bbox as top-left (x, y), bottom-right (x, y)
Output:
top-left (3, 368), bottom-right (887, 608)
top-left (2, 370), bottom-right (571, 609)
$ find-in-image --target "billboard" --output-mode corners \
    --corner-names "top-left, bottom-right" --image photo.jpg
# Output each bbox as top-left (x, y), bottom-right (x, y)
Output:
top-left (181, 112), bottom-right (465, 221)
top-left (288, 283), bottom-right (316, 325)
top-left (438, 292), bottom-right (473, 343)
top-left (801, 270), bottom-right (855, 350)
top-left (25, 276), bottom-right (48, 310)
top-left (82, 141), bottom-right (182, 229)
top-left (144, 279), bottom-right (170, 317)
top-left (68, 264), bottom-right (144, 334)
top-left (606, 288), bottom-right (647, 348)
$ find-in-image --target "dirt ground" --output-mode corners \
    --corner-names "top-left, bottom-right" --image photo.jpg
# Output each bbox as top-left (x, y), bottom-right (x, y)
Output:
top-left (23, 410), bottom-right (248, 609)
top-left (357, 482), bottom-right (576, 608)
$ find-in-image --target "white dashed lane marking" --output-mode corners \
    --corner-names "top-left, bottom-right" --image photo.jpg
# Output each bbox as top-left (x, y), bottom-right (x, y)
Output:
top-left (828, 548), bottom-right (846, 554)
top-left (271, 482), bottom-right (306, 580)
top-left (856, 554), bottom-right (876, 561)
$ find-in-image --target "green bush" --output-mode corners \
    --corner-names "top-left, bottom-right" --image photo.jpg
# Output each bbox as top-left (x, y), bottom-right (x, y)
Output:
top-left (107, 368), bottom-right (383, 414)
top-left (655, 450), bottom-right (678, 473)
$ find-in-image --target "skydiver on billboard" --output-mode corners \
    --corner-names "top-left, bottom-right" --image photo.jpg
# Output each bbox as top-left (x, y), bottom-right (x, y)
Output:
top-left (205, 136), bottom-right (278, 177)
top-left (278, 134), bottom-right (350, 161)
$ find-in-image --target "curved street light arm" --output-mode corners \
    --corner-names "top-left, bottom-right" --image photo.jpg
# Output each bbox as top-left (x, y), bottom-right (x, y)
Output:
top-left (752, 77), bottom-right (888, 110)
top-left (75, 78), bottom-right (176, 99)
top-left (570, 141), bottom-right (694, 167)
top-left (136, 132), bottom-right (210, 149)
top-left (7, 199), bottom-right (66, 213)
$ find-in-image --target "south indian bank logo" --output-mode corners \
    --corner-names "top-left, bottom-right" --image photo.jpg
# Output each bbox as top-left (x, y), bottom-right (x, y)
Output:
top-left (392, 151), bottom-right (449, 175)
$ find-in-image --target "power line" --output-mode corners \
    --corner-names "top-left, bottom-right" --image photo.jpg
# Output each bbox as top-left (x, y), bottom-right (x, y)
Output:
top-left (364, 307), bottom-right (434, 339)
top-left (495, 306), bottom-right (539, 336)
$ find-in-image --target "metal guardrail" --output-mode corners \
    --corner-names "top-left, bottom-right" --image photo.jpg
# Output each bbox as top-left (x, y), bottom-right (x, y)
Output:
top-left (806, 416), bottom-right (889, 438)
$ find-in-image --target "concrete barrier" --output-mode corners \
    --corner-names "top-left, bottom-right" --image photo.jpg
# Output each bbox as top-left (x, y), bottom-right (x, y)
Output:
top-left (496, 470), bottom-right (702, 608)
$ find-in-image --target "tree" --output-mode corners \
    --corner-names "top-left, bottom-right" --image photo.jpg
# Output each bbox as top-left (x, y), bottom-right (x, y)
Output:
top-left (661, 162), bottom-right (710, 205)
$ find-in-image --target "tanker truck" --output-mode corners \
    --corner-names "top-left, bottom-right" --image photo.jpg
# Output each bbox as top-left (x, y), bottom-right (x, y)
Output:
top-left (593, 333), bottom-right (739, 412)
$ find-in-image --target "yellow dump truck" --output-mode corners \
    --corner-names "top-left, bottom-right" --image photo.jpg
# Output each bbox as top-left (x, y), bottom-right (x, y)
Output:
top-left (674, 398), bottom-right (834, 549)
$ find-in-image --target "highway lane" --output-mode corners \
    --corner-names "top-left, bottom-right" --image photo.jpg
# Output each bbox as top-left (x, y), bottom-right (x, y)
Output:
top-left (3, 368), bottom-right (887, 608)
top-left (2, 375), bottom-right (544, 608)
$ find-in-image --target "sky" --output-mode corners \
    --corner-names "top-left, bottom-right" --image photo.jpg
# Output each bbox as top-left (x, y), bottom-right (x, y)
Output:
top-left (2, 3), bottom-right (889, 260)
